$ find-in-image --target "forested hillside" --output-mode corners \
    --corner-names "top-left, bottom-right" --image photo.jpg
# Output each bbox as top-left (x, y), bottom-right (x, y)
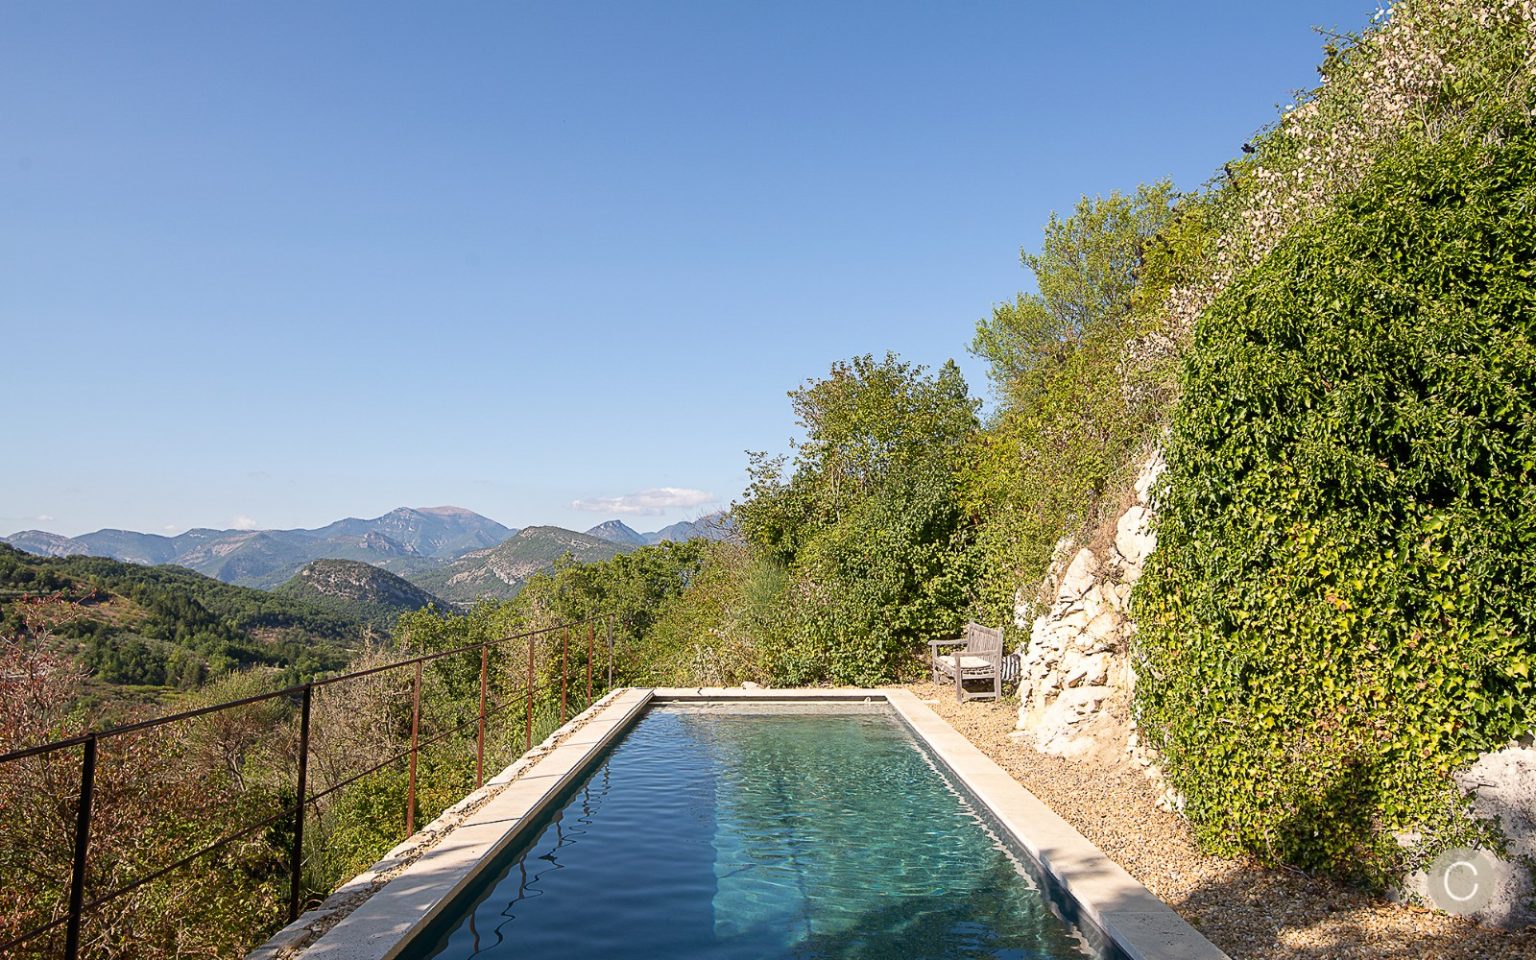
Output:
top-left (275, 559), bottom-right (448, 628)
top-left (0, 544), bottom-right (361, 693)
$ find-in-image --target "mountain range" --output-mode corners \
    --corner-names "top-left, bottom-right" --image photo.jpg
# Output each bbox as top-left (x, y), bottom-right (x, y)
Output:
top-left (581, 515), bottom-right (736, 547)
top-left (411, 526), bottom-right (629, 603)
top-left (3, 507), bottom-right (512, 589)
top-left (5, 507), bottom-right (736, 604)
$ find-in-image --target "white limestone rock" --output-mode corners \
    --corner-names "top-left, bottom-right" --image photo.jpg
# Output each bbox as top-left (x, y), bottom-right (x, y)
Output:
top-left (1396, 744), bottom-right (1536, 928)
top-left (1114, 503), bottom-right (1156, 573)
top-left (1134, 449), bottom-right (1166, 504)
top-left (1456, 745), bottom-right (1536, 927)
top-left (1062, 651), bottom-right (1111, 689)
top-left (1029, 686), bottom-right (1116, 757)
top-left (1058, 548), bottom-right (1100, 602)
top-left (1011, 450), bottom-right (1168, 780)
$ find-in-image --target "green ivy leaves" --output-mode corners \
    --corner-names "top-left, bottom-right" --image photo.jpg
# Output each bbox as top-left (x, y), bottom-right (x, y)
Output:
top-left (1135, 115), bottom-right (1536, 885)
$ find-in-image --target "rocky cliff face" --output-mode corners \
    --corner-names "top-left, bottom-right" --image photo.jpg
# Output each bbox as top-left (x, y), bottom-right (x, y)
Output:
top-left (1011, 452), bottom-right (1179, 808)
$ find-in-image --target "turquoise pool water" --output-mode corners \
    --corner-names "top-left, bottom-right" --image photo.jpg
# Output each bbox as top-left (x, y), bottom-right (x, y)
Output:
top-left (404, 705), bottom-right (1118, 960)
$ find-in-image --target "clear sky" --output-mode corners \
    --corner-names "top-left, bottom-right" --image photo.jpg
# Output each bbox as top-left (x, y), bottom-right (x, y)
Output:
top-left (1, 1), bottom-right (1377, 537)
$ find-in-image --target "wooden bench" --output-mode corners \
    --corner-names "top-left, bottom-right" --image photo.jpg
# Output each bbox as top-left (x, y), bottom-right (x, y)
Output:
top-left (930, 622), bottom-right (1004, 702)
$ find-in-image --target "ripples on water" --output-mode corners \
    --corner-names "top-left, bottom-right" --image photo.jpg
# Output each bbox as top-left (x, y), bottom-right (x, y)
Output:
top-left (405, 707), bottom-right (1110, 960)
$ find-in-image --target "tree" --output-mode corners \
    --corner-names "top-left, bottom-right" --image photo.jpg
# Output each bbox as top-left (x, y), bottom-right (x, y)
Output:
top-left (971, 181), bottom-right (1176, 398)
top-left (737, 353), bottom-right (977, 554)
top-left (961, 182), bottom-right (1186, 619)
top-left (734, 353), bottom-right (980, 684)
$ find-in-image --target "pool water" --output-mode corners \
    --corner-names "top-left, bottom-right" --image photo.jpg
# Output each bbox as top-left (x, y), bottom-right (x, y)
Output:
top-left (404, 705), bottom-right (1116, 960)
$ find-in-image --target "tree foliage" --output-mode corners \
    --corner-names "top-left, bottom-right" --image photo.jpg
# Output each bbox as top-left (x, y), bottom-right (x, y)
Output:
top-left (736, 354), bottom-right (980, 684)
top-left (971, 181), bottom-right (1178, 397)
top-left (961, 183), bottom-right (1192, 620)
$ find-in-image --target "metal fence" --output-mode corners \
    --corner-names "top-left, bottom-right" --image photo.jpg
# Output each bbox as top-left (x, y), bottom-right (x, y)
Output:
top-left (0, 614), bottom-right (619, 960)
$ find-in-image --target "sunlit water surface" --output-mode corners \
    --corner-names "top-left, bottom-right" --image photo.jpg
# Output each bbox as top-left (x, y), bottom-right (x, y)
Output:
top-left (404, 706), bottom-right (1113, 960)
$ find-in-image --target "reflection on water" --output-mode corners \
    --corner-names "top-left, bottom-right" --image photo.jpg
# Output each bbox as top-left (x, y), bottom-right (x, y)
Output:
top-left (460, 764), bottom-right (612, 955)
top-left (405, 708), bottom-right (1114, 960)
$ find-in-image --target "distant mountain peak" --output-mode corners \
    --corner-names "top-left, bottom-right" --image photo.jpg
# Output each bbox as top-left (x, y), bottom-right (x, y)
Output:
top-left (3, 530), bottom-right (90, 557)
top-left (409, 525), bottom-right (631, 604)
top-left (584, 519), bottom-right (648, 547)
top-left (414, 505), bottom-right (480, 517)
top-left (643, 511), bottom-right (738, 545)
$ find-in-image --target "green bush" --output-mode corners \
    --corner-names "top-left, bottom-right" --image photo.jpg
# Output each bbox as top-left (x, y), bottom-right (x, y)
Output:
top-left (1134, 116), bottom-right (1536, 883)
top-left (735, 354), bottom-right (980, 684)
top-left (773, 460), bottom-right (978, 685)
top-left (619, 543), bottom-right (773, 686)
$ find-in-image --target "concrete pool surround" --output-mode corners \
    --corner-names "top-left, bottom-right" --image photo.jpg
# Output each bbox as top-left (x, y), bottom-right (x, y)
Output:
top-left (253, 688), bottom-right (1229, 960)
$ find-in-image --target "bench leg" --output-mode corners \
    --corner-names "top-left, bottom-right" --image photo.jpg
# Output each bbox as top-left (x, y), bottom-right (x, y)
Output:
top-left (955, 666), bottom-right (963, 702)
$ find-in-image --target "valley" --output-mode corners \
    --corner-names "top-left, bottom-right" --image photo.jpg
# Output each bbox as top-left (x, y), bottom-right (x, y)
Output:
top-left (0, 507), bottom-right (736, 700)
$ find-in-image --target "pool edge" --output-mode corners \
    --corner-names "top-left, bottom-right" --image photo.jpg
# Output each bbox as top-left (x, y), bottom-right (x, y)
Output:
top-left (881, 689), bottom-right (1229, 960)
top-left (272, 688), bottom-right (1229, 960)
top-left (265, 688), bottom-right (655, 960)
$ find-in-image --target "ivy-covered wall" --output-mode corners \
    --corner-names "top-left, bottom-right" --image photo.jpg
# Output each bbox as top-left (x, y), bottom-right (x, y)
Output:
top-left (1134, 112), bottom-right (1536, 882)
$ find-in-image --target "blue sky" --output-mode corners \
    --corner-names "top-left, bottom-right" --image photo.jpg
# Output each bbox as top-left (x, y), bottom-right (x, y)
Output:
top-left (1, 1), bottom-right (1377, 537)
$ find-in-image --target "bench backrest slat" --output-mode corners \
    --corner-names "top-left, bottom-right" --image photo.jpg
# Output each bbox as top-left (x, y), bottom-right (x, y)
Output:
top-left (963, 622), bottom-right (1003, 657)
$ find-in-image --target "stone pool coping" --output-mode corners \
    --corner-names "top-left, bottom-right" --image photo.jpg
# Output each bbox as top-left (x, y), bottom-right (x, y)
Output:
top-left (258, 687), bottom-right (1228, 960)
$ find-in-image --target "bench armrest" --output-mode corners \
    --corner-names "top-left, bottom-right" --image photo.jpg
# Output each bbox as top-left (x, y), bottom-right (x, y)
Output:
top-left (928, 638), bottom-right (967, 649)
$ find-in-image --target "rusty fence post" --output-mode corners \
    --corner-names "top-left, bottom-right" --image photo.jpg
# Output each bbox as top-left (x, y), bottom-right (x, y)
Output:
top-left (63, 735), bottom-right (97, 960)
top-left (561, 628), bottom-right (569, 722)
top-left (289, 683), bottom-right (312, 922)
top-left (477, 645), bottom-right (489, 788)
top-left (525, 636), bottom-right (534, 752)
top-left (586, 622), bottom-right (594, 704)
top-left (406, 660), bottom-right (422, 837)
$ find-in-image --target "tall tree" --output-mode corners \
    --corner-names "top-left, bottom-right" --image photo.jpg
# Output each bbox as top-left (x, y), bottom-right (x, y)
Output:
top-left (735, 354), bottom-right (980, 684)
top-left (971, 181), bottom-right (1176, 398)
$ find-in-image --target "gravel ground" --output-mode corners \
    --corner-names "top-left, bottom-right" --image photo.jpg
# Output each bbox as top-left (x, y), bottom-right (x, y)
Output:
top-left (905, 683), bottom-right (1536, 960)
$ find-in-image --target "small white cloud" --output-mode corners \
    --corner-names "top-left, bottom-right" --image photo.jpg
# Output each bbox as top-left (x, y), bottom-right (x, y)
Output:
top-left (232, 515), bottom-right (259, 530)
top-left (571, 487), bottom-right (715, 517)
top-left (34, 514), bottom-right (54, 522)
top-left (163, 524), bottom-right (179, 532)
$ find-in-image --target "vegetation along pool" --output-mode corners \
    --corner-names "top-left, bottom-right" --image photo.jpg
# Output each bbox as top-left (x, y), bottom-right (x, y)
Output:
top-left (403, 704), bottom-right (1121, 960)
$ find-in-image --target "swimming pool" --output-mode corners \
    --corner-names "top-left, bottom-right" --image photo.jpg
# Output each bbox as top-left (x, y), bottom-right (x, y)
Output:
top-left (401, 703), bottom-right (1121, 960)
